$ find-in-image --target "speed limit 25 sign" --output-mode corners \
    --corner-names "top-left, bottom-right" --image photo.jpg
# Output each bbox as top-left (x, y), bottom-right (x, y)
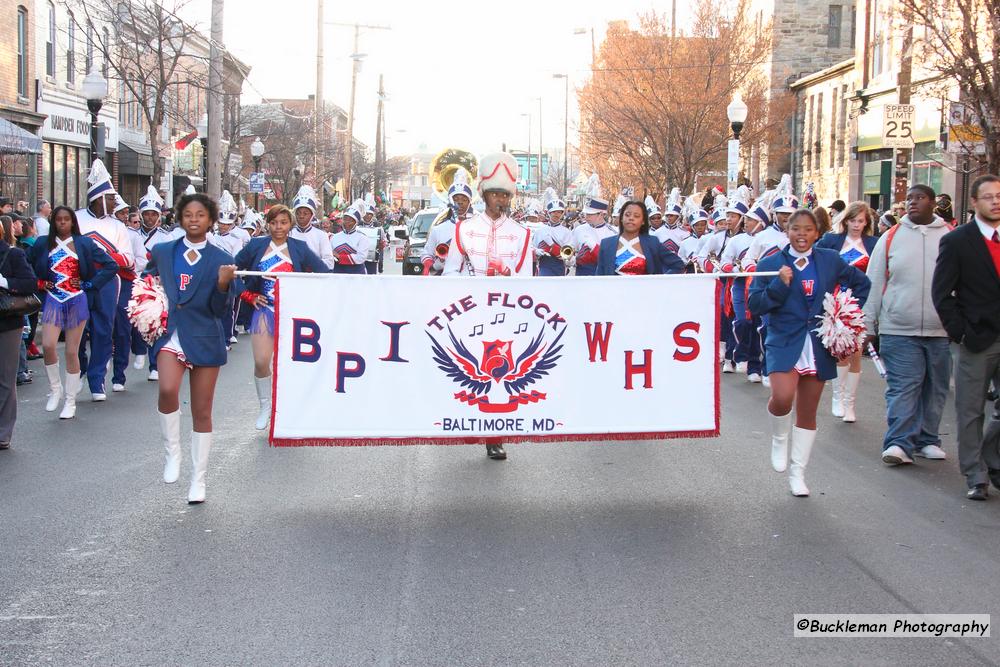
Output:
top-left (882, 104), bottom-right (915, 148)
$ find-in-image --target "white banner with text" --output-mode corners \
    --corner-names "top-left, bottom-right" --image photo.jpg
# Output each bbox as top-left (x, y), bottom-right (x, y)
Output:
top-left (270, 274), bottom-right (720, 445)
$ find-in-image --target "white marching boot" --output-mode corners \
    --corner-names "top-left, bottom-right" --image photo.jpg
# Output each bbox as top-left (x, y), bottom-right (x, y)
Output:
top-left (45, 363), bottom-right (63, 412)
top-left (187, 432), bottom-right (212, 504)
top-left (842, 372), bottom-right (861, 423)
top-left (133, 354), bottom-right (147, 370)
top-left (60, 374), bottom-right (80, 419)
top-left (831, 365), bottom-right (847, 418)
top-left (769, 409), bottom-right (792, 472)
top-left (789, 427), bottom-right (817, 497)
top-left (159, 410), bottom-right (182, 483)
top-left (254, 375), bottom-right (272, 431)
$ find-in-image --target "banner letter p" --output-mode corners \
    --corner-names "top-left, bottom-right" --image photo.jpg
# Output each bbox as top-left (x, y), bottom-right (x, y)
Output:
top-left (336, 352), bottom-right (366, 393)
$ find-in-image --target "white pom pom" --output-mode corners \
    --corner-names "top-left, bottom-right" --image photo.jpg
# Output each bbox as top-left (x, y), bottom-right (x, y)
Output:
top-left (814, 289), bottom-right (867, 360)
top-left (126, 276), bottom-right (169, 345)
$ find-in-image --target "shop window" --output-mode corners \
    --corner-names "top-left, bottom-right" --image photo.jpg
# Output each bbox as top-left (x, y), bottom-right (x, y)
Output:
top-left (66, 147), bottom-right (78, 209)
top-left (42, 144), bottom-right (53, 205)
top-left (54, 144), bottom-right (66, 207)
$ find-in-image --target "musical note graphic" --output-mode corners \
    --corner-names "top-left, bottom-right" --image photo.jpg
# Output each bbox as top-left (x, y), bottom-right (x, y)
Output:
top-left (514, 322), bottom-right (528, 333)
top-left (490, 313), bottom-right (506, 325)
top-left (468, 324), bottom-right (484, 337)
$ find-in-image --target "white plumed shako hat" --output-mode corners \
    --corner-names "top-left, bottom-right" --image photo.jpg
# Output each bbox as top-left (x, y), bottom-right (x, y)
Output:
top-left (292, 185), bottom-right (319, 214)
top-left (218, 190), bottom-right (238, 224)
top-left (86, 159), bottom-right (116, 202)
top-left (448, 168), bottom-right (474, 204)
top-left (139, 185), bottom-right (164, 213)
top-left (477, 152), bottom-right (518, 196)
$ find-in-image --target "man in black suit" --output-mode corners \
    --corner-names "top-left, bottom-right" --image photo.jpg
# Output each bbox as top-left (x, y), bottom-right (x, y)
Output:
top-left (932, 174), bottom-right (1000, 500)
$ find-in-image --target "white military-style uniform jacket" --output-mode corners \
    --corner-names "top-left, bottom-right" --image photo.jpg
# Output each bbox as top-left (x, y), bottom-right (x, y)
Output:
top-left (442, 211), bottom-right (532, 277)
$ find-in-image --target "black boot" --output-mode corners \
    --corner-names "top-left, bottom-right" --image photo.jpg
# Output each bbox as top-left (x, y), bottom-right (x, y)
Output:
top-left (486, 445), bottom-right (507, 460)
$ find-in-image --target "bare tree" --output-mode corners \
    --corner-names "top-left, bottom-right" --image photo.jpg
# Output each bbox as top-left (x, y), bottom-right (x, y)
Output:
top-left (578, 0), bottom-right (787, 196)
top-left (76, 0), bottom-right (212, 186)
top-left (895, 0), bottom-right (999, 173)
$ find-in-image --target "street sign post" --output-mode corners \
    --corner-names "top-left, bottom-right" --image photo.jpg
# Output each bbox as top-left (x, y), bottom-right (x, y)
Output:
top-left (882, 104), bottom-right (915, 149)
top-left (249, 172), bottom-right (265, 193)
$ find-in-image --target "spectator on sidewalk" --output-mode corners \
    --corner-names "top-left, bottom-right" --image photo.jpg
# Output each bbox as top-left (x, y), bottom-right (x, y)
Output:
top-left (932, 174), bottom-right (1000, 501)
top-left (863, 184), bottom-right (953, 467)
top-left (0, 216), bottom-right (39, 450)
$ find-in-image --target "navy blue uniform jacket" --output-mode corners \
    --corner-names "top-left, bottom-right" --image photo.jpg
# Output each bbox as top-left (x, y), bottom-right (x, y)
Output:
top-left (595, 233), bottom-right (686, 275)
top-left (145, 239), bottom-right (236, 367)
top-left (232, 236), bottom-right (330, 296)
top-left (28, 235), bottom-right (119, 300)
top-left (748, 247), bottom-right (871, 380)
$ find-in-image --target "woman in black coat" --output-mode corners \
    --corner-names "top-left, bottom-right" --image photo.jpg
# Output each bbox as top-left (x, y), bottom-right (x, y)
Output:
top-left (0, 216), bottom-right (39, 449)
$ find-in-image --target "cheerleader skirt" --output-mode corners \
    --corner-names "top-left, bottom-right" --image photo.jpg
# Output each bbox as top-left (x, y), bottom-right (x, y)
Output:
top-left (41, 293), bottom-right (89, 330)
top-left (249, 307), bottom-right (274, 336)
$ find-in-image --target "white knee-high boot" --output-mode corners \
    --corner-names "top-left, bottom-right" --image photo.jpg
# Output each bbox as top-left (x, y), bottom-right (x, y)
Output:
top-left (831, 365), bottom-right (848, 417)
top-left (842, 372), bottom-right (861, 423)
top-left (769, 409), bottom-right (792, 472)
top-left (45, 363), bottom-right (63, 412)
top-left (158, 410), bottom-right (182, 483)
top-left (254, 375), bottom-right (271, 431)
top-left (60, 373), bottom-right (80, 419)
top-left (789, 427), bottom-right (817, 497)
top-left (187, 431), bottom-right (212, 504)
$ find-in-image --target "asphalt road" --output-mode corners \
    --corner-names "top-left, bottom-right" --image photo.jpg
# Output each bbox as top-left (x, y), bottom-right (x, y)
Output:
top-left (2, 332), bottom-right (998, 665)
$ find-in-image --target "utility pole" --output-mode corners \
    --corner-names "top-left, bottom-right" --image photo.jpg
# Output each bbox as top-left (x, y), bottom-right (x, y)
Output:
top-left (206, 0), bottom-right (224, 199)
top-left (326, 22), bottom-right (390, 202)
top-left (315, 0), bottom-right (324, 185)
top-left (375, 74), bottom-right (384, 196)
top-left (893, 21), bottom-right (914, 206)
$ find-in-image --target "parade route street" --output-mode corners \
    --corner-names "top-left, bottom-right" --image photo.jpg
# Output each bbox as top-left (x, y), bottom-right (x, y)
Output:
top-left (2, 344), bottom-right (998, 665)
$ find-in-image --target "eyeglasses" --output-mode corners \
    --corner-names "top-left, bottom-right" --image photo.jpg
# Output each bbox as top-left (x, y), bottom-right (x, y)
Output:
top-left (974, 194), bottom-right (1000, 203)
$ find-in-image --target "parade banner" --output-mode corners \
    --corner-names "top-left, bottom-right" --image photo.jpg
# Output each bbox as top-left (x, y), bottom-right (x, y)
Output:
top-left (270, 274), bottom-right (720, 446)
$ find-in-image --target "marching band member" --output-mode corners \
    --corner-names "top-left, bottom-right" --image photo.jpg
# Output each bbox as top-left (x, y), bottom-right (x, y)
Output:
top-left (134, 186), bottom-right (172, 379)
top-left (572, 176), bottom-right (615, 276)
top-left (211, 192), bottom-right (245, 345)
top-left (748, 209), bottom-right (870, 497)
top-left (743, 187), bottom-right (796, 387)
top-left (361, 194), bottom-right (387, 275)
top-left (109, 193), bottom-right (148, 393)
top-left (146, 192), bottom-right (238, 504)
top-left (721, 200), bottom-right (770, 383)
top-left (421, 168), bottom-right (474, 276)
top-left (290, 185), bottom-right (336, 270)
top-left (28, 207), bottom-right (118, 419)
top-left (816, 201), bottom-right (878, 422)
top-left (113, 195), bottom-right (130, 223)
top-left (653, 187), bottom-right (690, 255)
top-left (442, 152), bottom-right (531, 461)
top-left (330, 203), bottom-right (371, 274)
top-left (76, 159), bottom-right (135, 402)
top-left (595, 201), bottom-right (685, 275)
top-left (698, 193), bottom-right (741, 371)
top-left (677, 209), bottom-right (710, 271)
top-left (533, 187), bottom-right (574, 277)
top-left (610, 194), bottom-right (628, 229)
top-left (233, 205), bottom-right (329, 431)
top-left (645, 195), bottom-right (664, 232)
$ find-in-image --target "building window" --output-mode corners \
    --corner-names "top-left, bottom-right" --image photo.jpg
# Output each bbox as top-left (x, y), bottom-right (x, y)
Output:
top-left (102, 28), bottom-right (109, 77)
top-left (814, 92), bottom-right (824, 172)
top-left (67, 12), bottom-right (76, 84)
top-left (838, 84), bottom-right (848, 167)
top-left (86, 22), bottom-right (94, 73)
top-left (828, 5), bottom-right (842, 48)
top-left (17, 7), bottom-right (28, 98)
top-left (46, 2), bottom-right (55, 77)
top-left (849, 7), bottom-right (857, 47)
top-left (829, 87), bottom-right (838, 169)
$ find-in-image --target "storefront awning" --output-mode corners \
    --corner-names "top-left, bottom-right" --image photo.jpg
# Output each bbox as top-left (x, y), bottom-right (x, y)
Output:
top-left (119, 139), bottom-right (155, 176)
top-left (0, 117), bottom-right (42, 155)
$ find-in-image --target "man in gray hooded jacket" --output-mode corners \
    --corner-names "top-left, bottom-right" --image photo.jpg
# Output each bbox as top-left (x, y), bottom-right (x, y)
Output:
top-left (863, 185), bottom-right (953, 466)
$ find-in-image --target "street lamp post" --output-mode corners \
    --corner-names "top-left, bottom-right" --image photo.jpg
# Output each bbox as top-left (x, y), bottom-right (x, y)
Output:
top-left (726, 94), bottom-right (748, 193)
top-left (250, 136), bottom-right (265, 210)
top-left (553, 74), bottom-right (570, 195)
top-left (197, 113), bottom-right (209, 190)
top-left (81, 69), bottom-right (108, 164)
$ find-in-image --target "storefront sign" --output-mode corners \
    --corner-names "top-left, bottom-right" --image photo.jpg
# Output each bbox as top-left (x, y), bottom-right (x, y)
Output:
top-left (37, 98), bottom-right (118, 150)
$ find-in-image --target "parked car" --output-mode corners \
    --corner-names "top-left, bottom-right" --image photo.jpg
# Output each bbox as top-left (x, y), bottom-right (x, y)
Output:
top-left (401, 208), bottom-right (443, 276)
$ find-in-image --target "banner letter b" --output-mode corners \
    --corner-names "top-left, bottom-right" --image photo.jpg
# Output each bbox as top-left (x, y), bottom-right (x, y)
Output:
top-left (292, 319), bottom-right (322, 362)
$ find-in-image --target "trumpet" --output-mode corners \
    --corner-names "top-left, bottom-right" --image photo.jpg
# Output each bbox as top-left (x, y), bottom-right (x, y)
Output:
top-left (435, 242), bottom-right (450, 259)
top-left (707, 252), bottom-right (723, 273)
top-left (560, 245), bottom-right (575, 260)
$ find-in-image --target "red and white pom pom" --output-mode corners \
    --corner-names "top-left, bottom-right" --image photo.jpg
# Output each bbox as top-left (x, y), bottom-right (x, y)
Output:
top-left (815, 288), bottom-right (866, 359)
top-left (127, 275), bottom-right (168, 345)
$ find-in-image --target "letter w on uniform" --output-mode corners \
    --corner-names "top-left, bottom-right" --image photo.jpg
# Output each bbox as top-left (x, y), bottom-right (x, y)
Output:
top-left (584, 322), bottom-right (613, 362)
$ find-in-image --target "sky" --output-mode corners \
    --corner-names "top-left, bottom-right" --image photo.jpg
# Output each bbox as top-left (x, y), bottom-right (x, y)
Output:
top-left (180, 0), bottom-right (693, 159)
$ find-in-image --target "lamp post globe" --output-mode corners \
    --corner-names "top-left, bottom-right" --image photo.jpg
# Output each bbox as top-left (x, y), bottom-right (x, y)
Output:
top-left (727, 94), bottom-right (748, 140)
top-left (82, 70), bottom-right (108, 162)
